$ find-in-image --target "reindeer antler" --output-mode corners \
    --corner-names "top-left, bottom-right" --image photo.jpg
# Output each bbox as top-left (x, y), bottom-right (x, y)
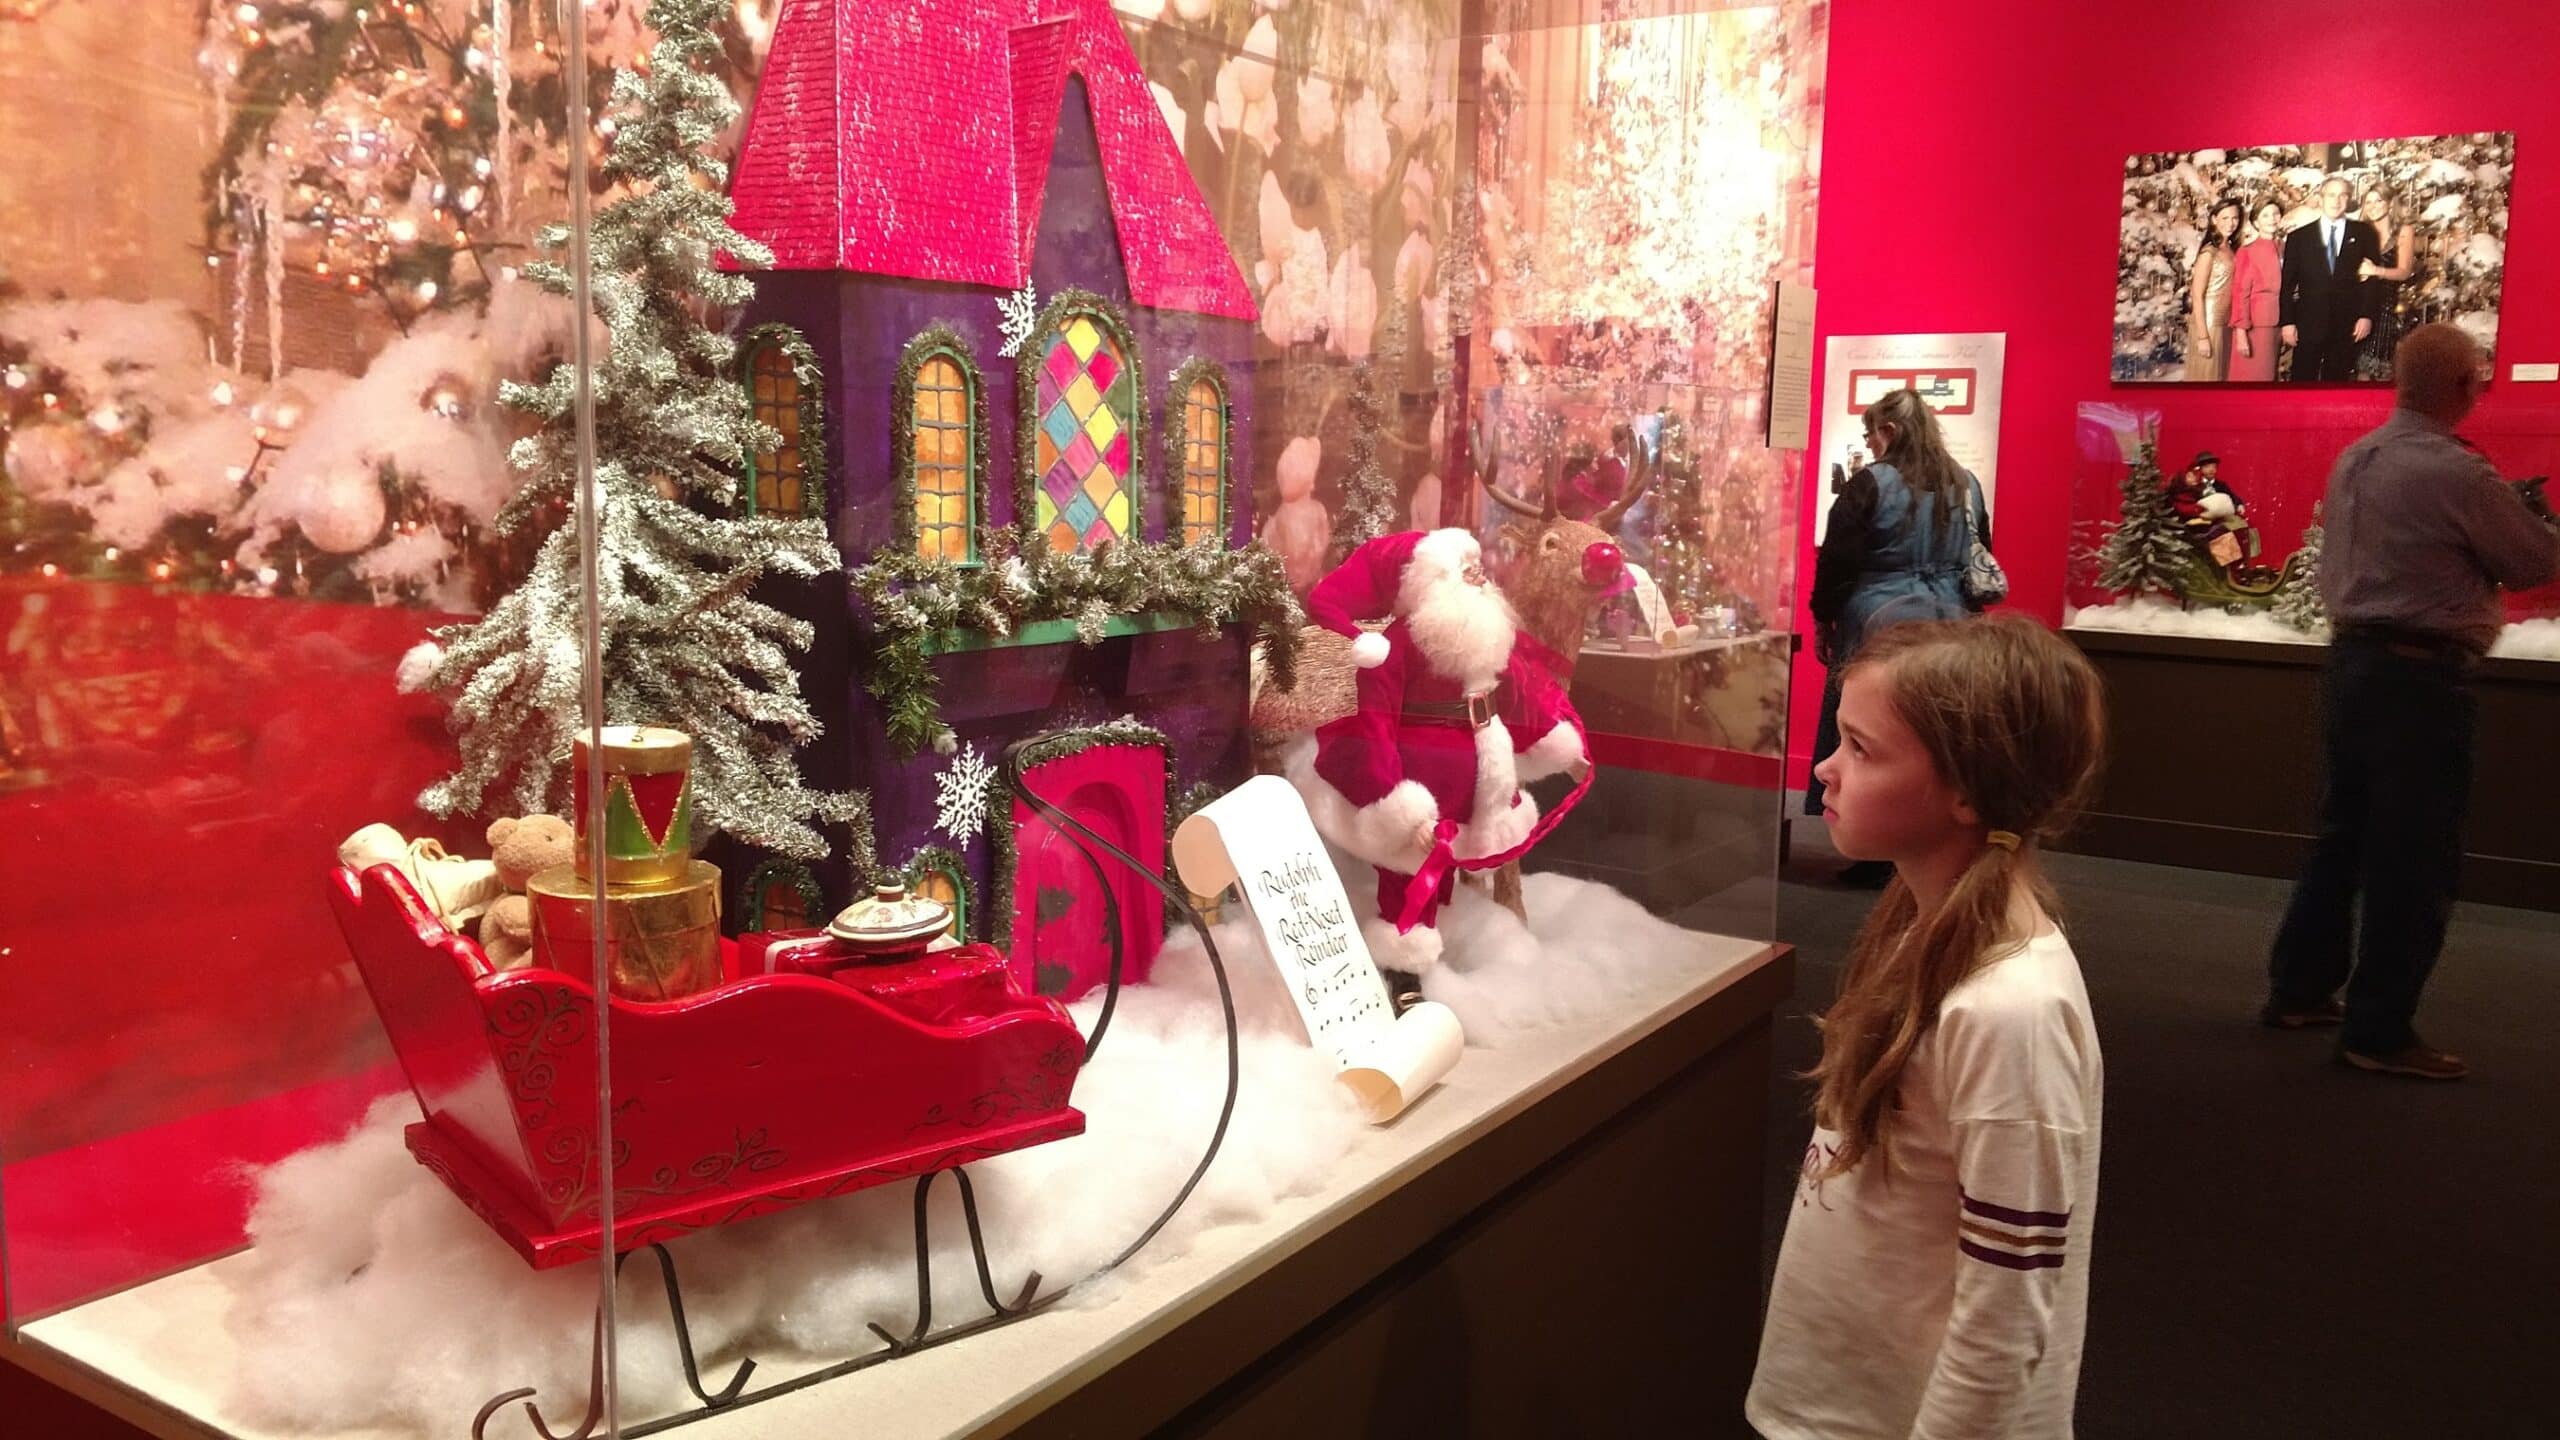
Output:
top-left (1591, 425), bottom-right (1660, 532)
top-left (1475, 432), bottom-right (1554, 520)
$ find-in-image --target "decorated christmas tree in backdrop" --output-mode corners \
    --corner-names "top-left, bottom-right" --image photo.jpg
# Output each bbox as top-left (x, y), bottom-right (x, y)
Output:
top-left (2272, 513), bottom-right (2327, 633)
top-left (2097, 438), bottom-right (2188, 600)
top-left (405, 0), bottom-right (861, 863)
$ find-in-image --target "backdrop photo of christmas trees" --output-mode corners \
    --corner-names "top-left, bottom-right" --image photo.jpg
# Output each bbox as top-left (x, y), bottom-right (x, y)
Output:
top-left (0, 0), bottom-right (788, 609)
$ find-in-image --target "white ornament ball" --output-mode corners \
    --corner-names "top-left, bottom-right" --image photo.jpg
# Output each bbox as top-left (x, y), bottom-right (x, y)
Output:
top-left (4, 422), bottom-right (97, 500)
top-left (300, 470), bottom-right (387, 554)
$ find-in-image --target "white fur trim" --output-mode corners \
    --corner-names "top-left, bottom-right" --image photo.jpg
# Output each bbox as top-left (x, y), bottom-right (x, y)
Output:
top-left (1350, 629), bottom-right (1391, 668)
top-left (1280, 736), bottom-right (1440, 871)
top-left (1517, 720), bottom-right (1586, 783)
top-left (1364, 914), bottom-right (1445, 972)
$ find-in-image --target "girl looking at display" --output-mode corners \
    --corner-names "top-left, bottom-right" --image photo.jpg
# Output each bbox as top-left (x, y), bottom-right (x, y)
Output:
top-left (2228, 196), bottom-right (2286, 382)
top-left (2185, 197), bottom-right (2242, 381)
top-left (1805, 388), bottom-right (1995, 887)
top-left (1749, 616), bottom-right (2107, 1440)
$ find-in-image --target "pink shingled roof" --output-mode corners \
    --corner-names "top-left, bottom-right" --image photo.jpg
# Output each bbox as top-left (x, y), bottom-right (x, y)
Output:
top-left (730, 0), bottom-right (1256, 322)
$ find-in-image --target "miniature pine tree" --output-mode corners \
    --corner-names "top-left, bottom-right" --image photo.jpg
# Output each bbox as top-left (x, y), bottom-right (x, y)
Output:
top-left (2096, 439), bottom-right (2190, 600)
top-left (1329, 307), bottom-right (1406, 564)
top-left (408, 0), bottom-right (862, 861)
top-left (2272, 518), bottom-right (2327, 633)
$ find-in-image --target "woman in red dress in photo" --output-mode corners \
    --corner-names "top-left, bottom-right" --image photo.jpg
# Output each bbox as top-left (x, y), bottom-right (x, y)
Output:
top-left (2226, 197), bottom-right (2285, 382)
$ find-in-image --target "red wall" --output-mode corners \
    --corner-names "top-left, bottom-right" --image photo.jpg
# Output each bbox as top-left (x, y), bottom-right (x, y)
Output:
top-left (1790, 0), bottom-right (2560, 784)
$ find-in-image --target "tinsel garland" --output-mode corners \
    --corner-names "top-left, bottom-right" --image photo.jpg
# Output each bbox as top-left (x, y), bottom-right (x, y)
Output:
top-left (983, 718), bottom-right (1173, 957)
top-left (1012, 287), bottom-right (1144, 552)
top-left (899, 843), bottom-right (973, 943)
top-left (413, 0), bottom-right (864, 863)
top-left (890, 326), bottom-right (993, 556)
top-left (1327, 340), bottom-right (1400, 566)
top-left (739, 321), bottom-right (830, 516)
top-left (1160, 356), bottom-right (1232, 544)
top-left (847, 536), bottom-right (1305, 758)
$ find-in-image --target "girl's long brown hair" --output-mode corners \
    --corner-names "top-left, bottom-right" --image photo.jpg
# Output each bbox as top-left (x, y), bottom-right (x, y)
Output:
top-left (1808, 616), bottom-right (2106, 1180)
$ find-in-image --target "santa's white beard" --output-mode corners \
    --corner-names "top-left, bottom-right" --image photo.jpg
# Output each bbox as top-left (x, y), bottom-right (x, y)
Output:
top-left (1406, 577), bottom-right (1518, 691)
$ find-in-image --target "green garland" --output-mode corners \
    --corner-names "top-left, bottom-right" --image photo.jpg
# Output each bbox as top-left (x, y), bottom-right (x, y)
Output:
top-left (1012, 287), bottom-right (1144, 551)
top-left (985, 719), bottom-right (1174, 956)
top-left (888, 325), bottom-right (993, 557)
top-left (739, 322), bottom-right (831, 519)
top-left (1161, 357), bottom-right (1232, 545)
top-left (901, 843), bottom-right (974, 943)
top-left (847, 538), bottom-right (1304, 757)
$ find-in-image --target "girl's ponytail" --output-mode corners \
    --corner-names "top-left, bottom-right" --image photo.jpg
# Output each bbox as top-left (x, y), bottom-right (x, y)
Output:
top-left (1808, 619), bottom-right (2104, 1180)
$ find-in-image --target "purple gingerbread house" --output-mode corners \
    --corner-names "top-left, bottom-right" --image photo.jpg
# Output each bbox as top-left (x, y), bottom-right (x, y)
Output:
top-left (719, 0), bottom-right (1262, 998)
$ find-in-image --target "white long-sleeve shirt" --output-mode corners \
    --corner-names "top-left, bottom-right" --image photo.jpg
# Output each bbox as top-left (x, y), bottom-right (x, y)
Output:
top-left (1747, 929), bottom-right (2102, 1440)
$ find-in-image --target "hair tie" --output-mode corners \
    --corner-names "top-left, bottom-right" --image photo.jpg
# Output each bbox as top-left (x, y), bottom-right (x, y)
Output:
top-left (1985, 830), bottom-right (2023, 852)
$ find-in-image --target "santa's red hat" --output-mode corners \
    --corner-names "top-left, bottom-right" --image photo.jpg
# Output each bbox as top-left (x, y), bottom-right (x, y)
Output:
top-left (1303, 531), bottom-right (1424, 668)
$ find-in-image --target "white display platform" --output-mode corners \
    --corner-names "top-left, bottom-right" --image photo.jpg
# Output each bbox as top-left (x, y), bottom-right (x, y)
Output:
top-left (17, 934), bottom-right (1781, 1440)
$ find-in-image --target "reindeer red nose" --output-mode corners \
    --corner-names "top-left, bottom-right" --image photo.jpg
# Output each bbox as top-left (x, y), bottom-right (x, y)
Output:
top-left (1583, 541), bottom-right (1630, 595)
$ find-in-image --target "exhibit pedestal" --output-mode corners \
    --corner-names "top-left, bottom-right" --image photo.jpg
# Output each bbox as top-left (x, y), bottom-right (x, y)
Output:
top-left (3, 944), bottom-right (1793, 1440)
top-left (2063, 630), bottom-right (2559, 911)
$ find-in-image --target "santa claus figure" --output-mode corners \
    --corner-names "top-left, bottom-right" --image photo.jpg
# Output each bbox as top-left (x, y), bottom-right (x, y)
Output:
top-left (1281, 529), bottom-right (1592, 973)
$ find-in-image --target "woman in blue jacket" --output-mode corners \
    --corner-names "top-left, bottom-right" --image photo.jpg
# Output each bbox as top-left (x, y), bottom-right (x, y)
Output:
top-left (1805, 387), bottom-right (1995, 883)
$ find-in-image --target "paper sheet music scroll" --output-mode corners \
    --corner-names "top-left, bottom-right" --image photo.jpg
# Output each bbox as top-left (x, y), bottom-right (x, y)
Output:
top-left (1171, 775), bottom-right (1463, 1123)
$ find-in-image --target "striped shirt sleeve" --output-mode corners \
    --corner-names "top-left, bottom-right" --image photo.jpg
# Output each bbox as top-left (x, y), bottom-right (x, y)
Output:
top-left (1912, 982), bottom-right (2097, 1439)
top-left (1914, 1119), bottom-right (2092, 1439)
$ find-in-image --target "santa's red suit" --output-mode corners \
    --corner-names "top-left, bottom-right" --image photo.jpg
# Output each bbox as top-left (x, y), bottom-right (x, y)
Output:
top-left (1282, 529), bottom-right (1591, 968)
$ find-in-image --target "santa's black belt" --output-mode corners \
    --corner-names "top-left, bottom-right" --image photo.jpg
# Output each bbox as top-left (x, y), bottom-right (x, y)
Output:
top-left (1401, 691), bottom-right (1501, 729)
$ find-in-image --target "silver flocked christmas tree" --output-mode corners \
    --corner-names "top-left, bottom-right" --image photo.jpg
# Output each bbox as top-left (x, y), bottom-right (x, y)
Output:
top-left (2097, 438), bottom-right (2190, 601)
top-left (407, 0), bottom-right (860, 861)
top-left (2272, 516), bottom-right (2327, 633)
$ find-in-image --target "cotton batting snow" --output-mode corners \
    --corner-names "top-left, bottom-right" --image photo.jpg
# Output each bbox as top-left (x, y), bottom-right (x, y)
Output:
top-left (2066, 599), bottom-right (2323, 647)
top-left (2068, 600), bottom-right (2559, 661)
top-left (219, 869), bottom-right (1733, 1437)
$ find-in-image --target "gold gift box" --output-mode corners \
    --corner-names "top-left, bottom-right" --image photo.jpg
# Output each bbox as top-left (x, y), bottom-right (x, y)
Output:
top-left (529, 860), bottom-right (724, 1002)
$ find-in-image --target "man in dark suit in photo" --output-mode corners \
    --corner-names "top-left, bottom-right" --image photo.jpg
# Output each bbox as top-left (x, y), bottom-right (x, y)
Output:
top-left (2279, 176), bottom-right (2382, 381)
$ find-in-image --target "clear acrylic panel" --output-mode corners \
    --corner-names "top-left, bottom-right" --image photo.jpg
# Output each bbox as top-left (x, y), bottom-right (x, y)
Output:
top-left (2068, 399), bottom-right (2560, 649)
top-left (1, 0), bottom-right (1825, 1434)
top-left (0, 0), bottom-right (617, 1427)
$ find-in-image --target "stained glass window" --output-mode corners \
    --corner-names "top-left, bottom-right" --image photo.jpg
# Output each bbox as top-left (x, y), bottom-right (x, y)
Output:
top-left (913, 353), bottom-right (974, 561)
top-left (1181, 376), bottom-right (1225, 544)
top-left (1032, 312), bottom-right (1135, 554)
top-left (746, 341), bottom-right (807, 517)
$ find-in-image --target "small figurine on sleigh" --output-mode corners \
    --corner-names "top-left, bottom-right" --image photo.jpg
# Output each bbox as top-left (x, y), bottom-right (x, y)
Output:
top-left (2167, 451), bottom-right (2284, 595)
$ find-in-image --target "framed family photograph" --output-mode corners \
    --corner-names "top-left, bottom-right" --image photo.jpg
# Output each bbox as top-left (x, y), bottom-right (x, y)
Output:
top-left (2113, 133), bottom-right (2515, 384)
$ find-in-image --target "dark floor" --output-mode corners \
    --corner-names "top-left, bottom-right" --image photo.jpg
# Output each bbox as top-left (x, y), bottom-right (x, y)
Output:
top-left (1763, 813), bottom-right (2560, 1440)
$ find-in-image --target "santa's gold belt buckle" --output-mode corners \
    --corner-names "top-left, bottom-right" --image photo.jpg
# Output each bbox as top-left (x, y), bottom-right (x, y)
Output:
top-left (1466, 690), bottom-right (1496, 729)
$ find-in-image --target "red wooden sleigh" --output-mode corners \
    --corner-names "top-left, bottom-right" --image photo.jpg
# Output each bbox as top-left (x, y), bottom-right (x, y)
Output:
top-left (327, 864), bottom-right (1087, 1270)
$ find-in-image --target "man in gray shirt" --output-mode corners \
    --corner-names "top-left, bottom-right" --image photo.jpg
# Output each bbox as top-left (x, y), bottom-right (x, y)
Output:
top-left (2263, 323), bottom-right (2560, 1079)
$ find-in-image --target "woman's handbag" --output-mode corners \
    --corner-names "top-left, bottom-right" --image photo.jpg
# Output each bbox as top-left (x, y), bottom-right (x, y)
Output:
top-left (1959, 480), bottom-right (2009, 608)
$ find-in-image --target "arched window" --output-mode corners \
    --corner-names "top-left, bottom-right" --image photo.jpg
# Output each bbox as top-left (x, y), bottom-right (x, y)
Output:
top-left (1168, 359), bottom-right (1230, 546)
top-left (744, 858), bottom-right (822, 933)
top-left (897, 330), bottom-right (982, 562)
top-left (1029, 306), bottom-right (1137, 554)
top-left (742, 327), bottom-right (822, 518)
top-left (905, 848), bottom-right (970, 943)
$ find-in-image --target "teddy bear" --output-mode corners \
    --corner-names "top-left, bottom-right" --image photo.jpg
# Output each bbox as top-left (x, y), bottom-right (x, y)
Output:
top-left (475, 814), bottom-right (577, 970)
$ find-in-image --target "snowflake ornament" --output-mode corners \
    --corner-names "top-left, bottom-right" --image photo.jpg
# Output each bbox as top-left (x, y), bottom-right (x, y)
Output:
top-left (997, 280), bottom-right (1040, 358)
top-left (935, 743), bottom-right (998, 844)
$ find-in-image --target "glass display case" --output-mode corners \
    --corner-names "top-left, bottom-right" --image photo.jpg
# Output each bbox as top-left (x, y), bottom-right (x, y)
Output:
top-left (0, 1), bottom-right (1823, 1435)
top-left (2067, 399), bottom-right (2560, 657)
